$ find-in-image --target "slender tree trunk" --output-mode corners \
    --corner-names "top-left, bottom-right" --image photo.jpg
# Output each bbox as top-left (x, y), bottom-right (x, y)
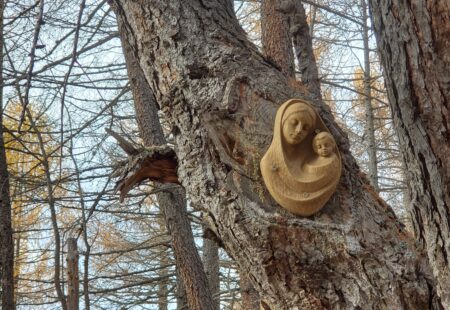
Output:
top-left (0, 0), bottom-right (15, 307)
top-left (113, 6), bottom-right (214, 309)
top-left (80, 202), bottom-right (91, 310)
top-left (202, 237), bottom-right (220, 310)
top-left (261, 0), bottom-right (295, 78)
top-left (361, 0), bottom-right (379, 191)
top-left (157, 218), bottom-right (168, 310)
top-left (176, 268), bottom-right (187, 310)
top-left (368, 0), bottom-right (450, 307)
top-left (8, 34), bottom-right (67, 307)
top-left (26, 108), bottom-right (67, 310)
top-left (66, 238), bottom-right (79, 310)
top-left (114, 1), bottom-right (437, 308)
top-left (309, 5), bottom-right (317, 39)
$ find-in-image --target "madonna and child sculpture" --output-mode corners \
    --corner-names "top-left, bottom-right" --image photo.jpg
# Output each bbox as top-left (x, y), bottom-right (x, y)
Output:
top-left (260, 99), bottom-right (342, 216)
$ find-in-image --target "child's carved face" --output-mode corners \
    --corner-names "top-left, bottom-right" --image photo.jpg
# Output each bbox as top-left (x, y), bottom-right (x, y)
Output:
top-left (313, 134), bottom-right (335, 157)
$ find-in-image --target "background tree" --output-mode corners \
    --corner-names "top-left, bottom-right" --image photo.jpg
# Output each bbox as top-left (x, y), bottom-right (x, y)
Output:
top-left (0, 0), bottom-right (15, 307)
top-left (113, 6), bottom-right (214, 308)
top-left (3, 101), bottom-right (55, 307)
top-left (369, 0), bottom-right (450, 306)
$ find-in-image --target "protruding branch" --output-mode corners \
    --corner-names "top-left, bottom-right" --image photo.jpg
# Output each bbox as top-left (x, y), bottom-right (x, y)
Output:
top-left (113, 145), bottom-right (179, 202)
top-left (105, 128), bottom-right (139, 155)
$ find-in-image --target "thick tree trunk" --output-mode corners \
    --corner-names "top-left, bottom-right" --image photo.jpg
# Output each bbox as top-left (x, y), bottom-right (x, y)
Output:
top-left (114, 1), bottom-right (437, 308)
top-left (240, 273), bottom-right (260, 310)
top-left (261, 0), bottom-right (295, 78)
top-left (278, 0), bottom-right (322, 99)
top-left (0, 0), bottom-right (15, 307)
top-left (368, 0), bottom-right (450, 307)
top-left (114, 7), bottom-right (214, 310)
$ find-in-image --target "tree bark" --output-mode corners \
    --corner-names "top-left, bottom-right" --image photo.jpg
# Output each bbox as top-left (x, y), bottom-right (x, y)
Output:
top-left (0, 0), bottom-right (15, 307)
top-left (368, 0), bottom-right (450, 307)
top-left (114, 7), bottom-right (214, 310)
top-left (240, 273), bottom-right (260, 310)
top-left (157, 218), bottom-right (169, 310)
top-left (261, 0), bottom-right (295, 78)
top-left (66, 238), bottom-right (79, 310)
top-left (176, 268), bottom-right (187, 310)
top-left (278, 0), bottom-right (322, 99)
top-left (114, 1), bottom-right (437, 308)
top-left (202, 237), bottom-right (220, 310)
top-left (361, 0), bottom-right (379, 192)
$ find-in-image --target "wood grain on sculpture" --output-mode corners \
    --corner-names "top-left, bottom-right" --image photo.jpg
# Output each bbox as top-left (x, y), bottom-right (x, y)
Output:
top-left (260, 99), bottom-right (342, 216)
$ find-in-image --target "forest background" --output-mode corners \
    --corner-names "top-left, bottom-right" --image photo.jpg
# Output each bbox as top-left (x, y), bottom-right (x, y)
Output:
top-left (0, 0), bottom-right (435, 309)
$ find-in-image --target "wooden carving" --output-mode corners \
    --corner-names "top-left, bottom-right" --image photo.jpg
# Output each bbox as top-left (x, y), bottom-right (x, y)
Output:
top-left (260, 99), bottom-right (342, 216)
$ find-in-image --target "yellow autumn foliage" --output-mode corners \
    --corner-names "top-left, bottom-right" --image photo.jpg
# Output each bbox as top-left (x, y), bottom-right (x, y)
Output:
top-left (2, 101), bottom-right (55, 299)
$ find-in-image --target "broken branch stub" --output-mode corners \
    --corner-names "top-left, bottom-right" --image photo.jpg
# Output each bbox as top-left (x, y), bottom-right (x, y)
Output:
top-left (113, 145), bottom-right (180, 202)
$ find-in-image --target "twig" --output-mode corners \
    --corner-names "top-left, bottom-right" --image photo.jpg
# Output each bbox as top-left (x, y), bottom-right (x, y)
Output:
top-left (19, 0), bottom-right (45, 133)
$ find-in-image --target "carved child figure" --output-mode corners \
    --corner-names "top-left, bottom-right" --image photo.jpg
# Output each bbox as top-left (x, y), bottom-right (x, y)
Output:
top-left (313, 132), bottom-right (336, 158)
top-left (303, 131), bottom-right (339, 179)
top-left (305, 131), bottom-right (339, 175)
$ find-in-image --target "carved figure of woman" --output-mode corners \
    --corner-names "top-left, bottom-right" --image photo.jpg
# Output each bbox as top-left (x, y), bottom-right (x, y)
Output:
top-left (260, 99), bottom-right (341, 216)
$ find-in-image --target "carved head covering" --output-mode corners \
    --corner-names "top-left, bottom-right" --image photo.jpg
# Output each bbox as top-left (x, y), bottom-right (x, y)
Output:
top-left (273, 99), bottom-right (319, 163)
top-left (281, 101), bottom-right (317, 128)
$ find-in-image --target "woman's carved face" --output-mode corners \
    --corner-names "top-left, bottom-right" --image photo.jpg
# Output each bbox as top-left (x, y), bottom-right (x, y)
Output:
top-left (282, 112), bottom-right (313, 145)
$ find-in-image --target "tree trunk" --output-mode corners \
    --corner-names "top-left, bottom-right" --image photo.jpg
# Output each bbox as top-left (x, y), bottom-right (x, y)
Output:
top-left (368, 0), bottom-right (450, 307)
top-left (176, 268), bottom-right (187, 310)
top-left (0, 0), bottom-right (15, 307)
top-left (114, 1), bottom-right (437, 308)
top-left (114, 7), bottom-right (214, 309)
top-left (278, 0), bottom-right (322, 99)
top-left (240, 273), bottom-right (260, 310)
top-left (66, 238), bottom-right (79, 310)
top-left (261, 0), bottom-right (295, 78)
top-left (361, 0), bottom-right (379, 192)
top-left (157, 218), bottom-right (169, 310)
top-left (202, 237), bottom-right (220, 310)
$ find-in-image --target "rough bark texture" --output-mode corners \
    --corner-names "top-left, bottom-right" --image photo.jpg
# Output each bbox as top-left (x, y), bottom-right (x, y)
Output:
top-left (278, 0), bottom-right (322, 99)
top-left (261, 0), bottom-right (295, 78)
top-left (368, 0), bottom-right (450, 307)
top-left (114, 1), bottom-right (438, 308)
top-left (0, 0), bottom-right (15, 307)
top-left (114, 8), bottom-right (214, 310)
top-left (240, 273), bottom-right (260, 310)
top-left (202, 237), bottom-right (220, 310)
top-left (176, 268), bottom-right (187, 310)
top-left (66, 238), bottom-right (79, 310)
